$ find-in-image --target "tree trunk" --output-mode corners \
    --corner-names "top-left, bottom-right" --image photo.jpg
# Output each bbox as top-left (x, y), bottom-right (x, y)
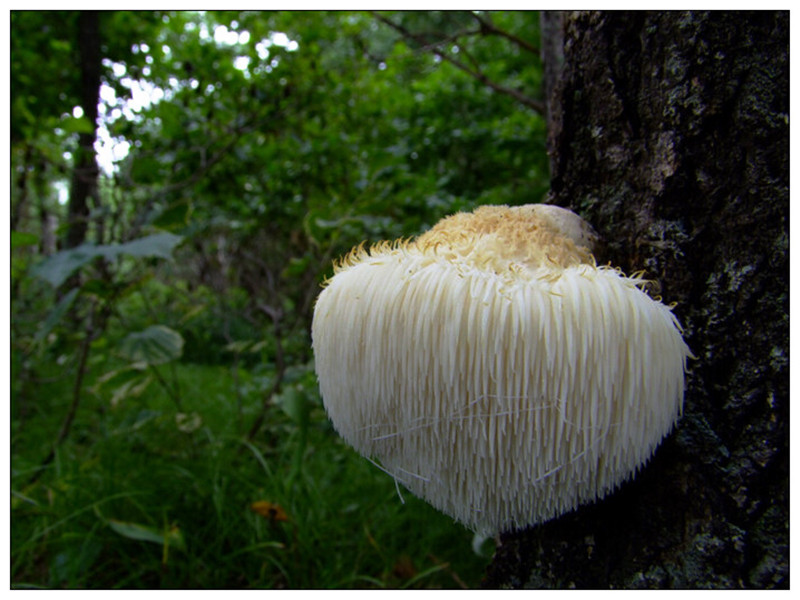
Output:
top-left (65, 10), bottom-right (101, 249)
top-left (483, 11), bottom-right (788, 589)
top-left (538, 11), bottom-right (564, 146)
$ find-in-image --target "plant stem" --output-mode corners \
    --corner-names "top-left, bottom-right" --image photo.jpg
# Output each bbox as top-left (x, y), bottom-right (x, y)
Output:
top-left (246, 304), bottom-right (286, 441)
top-left (149, 362), bottom-right (184, 412)
top-left (28, 321), bottom-right (94, 485)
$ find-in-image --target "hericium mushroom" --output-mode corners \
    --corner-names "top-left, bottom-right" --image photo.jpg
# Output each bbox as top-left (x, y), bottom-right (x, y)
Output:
top-left (312, 204), bottom-right (691, 534)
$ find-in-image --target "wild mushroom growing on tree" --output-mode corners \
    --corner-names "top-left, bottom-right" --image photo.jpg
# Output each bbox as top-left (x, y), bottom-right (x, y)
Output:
top-left (312, 204), bottom-right (691, 534)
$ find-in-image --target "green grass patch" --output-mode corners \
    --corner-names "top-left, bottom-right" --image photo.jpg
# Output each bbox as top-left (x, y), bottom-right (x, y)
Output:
top-left (11, 360), bottom-right (492, 588)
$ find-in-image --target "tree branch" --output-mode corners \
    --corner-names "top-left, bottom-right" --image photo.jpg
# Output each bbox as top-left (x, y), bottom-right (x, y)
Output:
top-left (371, 12), bottom-right (545, 115)
top-left (470, 11), bottom-right (540, 55)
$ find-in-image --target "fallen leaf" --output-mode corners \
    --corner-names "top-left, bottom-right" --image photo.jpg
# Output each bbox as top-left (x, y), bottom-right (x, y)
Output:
top-left (250, 501), bottom-right (289, 523)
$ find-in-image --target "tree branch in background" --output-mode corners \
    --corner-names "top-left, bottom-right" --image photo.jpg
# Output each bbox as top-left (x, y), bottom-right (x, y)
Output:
top-left (371, 11), bottom-right (545, 115)
top-left (470, 11), bottom-right (540, 56)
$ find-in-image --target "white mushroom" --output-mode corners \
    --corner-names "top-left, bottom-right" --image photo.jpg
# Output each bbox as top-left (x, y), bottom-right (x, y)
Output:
top-left (312, 204), bottom-right (691, 534)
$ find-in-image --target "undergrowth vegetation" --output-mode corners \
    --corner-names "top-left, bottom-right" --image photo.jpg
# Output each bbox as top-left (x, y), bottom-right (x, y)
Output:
top-left (11, 10), bottom-right (546, 588)
top-left (11, 344), bottom-right (492, 588)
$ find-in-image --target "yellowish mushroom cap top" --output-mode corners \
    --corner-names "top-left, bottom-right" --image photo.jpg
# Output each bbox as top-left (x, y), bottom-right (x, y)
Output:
top-left (417, 203), bottom-right (599, 270)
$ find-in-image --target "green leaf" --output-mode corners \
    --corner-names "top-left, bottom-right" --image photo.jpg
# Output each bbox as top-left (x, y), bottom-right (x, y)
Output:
top-left (175, 412), bottom-right (202, 433)
top-left (11, 231), bottom-right (39, 248)
top-left (114, 232), bottom-right (183, 260)
top-left (61, 115), bottom-right (95, 134)
top-left (33, 233), bottom-right (183, 288)
top-left (118, 325), bottom-right (184, 365)
top-left (282, 255), bottom-right (311, 278)
top-left (249, 340), bottom-right (269, 353)
top-left (280, 386), bottom-right (309, 426)
top-left (107, 519), bottom-right (186, 552)
top-left (32, 287), bottom-right (79, 348)
top-left (224, 340), bottom-right (254, 354)
top-left (110, 375), bottom-right (152, 407)
top-left (81, 278), bottom-right (117, 299)
top-left (399, 563), bottom-right (449, 589)
top-left (49, 541), bottom-right (104, 585)
top-left (178, 303), bottom-right (207, 325)
top-left (151, 201), bottom-right (193, 229)
top-left (32, 244), bottom-right (100, 288)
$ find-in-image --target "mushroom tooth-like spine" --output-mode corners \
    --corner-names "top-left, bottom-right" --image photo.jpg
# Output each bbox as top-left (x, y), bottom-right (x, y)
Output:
top-left (312, 204), bottom-right (690, 534)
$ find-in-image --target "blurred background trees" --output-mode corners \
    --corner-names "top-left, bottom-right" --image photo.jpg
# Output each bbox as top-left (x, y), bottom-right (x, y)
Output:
top-left (10, 10), bottom-right (548, 588)
top-left (11, 10), bottom-right (549, 364)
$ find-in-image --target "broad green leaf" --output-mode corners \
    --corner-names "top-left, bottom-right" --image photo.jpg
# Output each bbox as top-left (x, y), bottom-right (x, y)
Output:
top-left (118, 325), bottom-right (184, 365)
top-left (33, 233), bottom-right (183, 288)
top-left (114, 232), bottom-right (183, 260)
top-left (32, 244), bottom-right (100, 288)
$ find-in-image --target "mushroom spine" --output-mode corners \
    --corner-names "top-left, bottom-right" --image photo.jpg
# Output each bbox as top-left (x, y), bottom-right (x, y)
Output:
top-left (312, 204), bottom-right (691, 534)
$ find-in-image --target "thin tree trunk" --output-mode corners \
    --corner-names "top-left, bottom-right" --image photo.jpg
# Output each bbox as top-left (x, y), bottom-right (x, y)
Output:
top-left (484, 11), bottom-right (788, 589)
top-left (66, 10), bottom-right (101, 249)
top-left (538, 11), bottom-right (564, 150)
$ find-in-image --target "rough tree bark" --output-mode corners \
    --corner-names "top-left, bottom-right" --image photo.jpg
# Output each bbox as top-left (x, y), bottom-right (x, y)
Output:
top-left (483, 11), bottom-right (788, 589)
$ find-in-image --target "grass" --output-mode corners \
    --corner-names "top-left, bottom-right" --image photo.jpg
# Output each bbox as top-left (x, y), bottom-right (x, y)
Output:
top-left (10, 357), bottom-right (493, 589)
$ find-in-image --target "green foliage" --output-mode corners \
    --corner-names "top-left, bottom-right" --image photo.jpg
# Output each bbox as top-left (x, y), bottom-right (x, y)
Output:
top-left (117, 325), bottom-right (184, 365)
top-left (11, 361), bottom-right (492, 588)
top-left (11, 10), bottom-right (546, 589)
top-left (10, 11), bottom-right (81, 142)
top-left (33, 233), bottom-right (183, 288)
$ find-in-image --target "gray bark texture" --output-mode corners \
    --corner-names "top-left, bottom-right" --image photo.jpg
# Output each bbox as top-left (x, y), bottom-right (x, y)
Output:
top-left (483, 11), bottom-right (788, 589)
